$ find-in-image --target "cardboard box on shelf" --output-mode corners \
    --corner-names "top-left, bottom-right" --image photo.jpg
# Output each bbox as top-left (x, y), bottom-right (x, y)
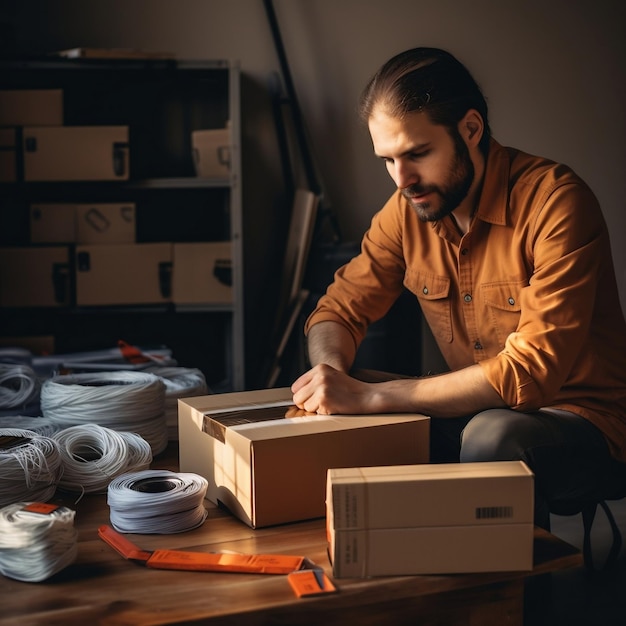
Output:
top-left (0, 247), bottom-right (71, 307)
top-left (30, 203), bottom-right (136, 244)
top-left (76, 203), bottom-right (136, 244)
top-left (22, 125), bottom-right (129, 181)
top-left (326, 461), bottom-right (534, 577)
top-left (191, 127), bottom-right (230, 178)
top-left (178, 387), bottom-right (430, 529)
top-left (172, 242), bottom-right (232, 305)
top-left (75, 243), bottom-right (171, 306)
top-left (30, 204), bottom-right (77, 243)
top-left (0, 89), bottom-right (63, 127)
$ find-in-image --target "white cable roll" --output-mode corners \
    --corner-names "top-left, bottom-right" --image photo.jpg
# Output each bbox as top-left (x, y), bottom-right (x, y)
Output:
top-left (0, 415), bottom-right (63, 437)
top-left (0, 501), bottom-right (78, 582)
top-left (107, 469), bottom-right (208, 534)
top-left (0, 428), bottom-right (63, 508)
top-left (147, 367), bottom-right (208, 440)
top-left (40, 371), bottom-right (168, 455)
top-left (0, 363), bottom-right (41, 410)
top-left (52, 424), bottom-right (153, 494)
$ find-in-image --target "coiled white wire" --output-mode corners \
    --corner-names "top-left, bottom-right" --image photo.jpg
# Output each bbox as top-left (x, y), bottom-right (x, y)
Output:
top-left (52, 424), bottom-right (153, 494)
top-left (40, 371), bottom-right (168, 454)
top-left (0, 364), bottom-right (41, 410)
top-left (0, 428), bottom-right (63, 508)
top-left (107, 469), bottom-right (208, 534)
top-left (0, 502), bottom-right (78, 582)
top-left (146, 367), bottom-right (208, 440)
top-left (0, 415), bottom-right (62, 437)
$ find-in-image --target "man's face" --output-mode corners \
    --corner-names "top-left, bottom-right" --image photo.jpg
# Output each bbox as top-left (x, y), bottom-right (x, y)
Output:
top-left (368, 108), bottom-right (474, 222)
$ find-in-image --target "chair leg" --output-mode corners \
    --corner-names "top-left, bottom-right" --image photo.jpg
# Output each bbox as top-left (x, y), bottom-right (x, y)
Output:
top-left (581, 500), bottom-right (623, 572)
top-left (581, 503), bottom-right (597, 572)
top-left (598, 500), bottom-right (623, 570)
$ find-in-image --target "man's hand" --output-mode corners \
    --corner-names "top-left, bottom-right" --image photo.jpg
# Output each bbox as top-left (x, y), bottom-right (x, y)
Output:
top-left (291, 364), bottom-right (377, 415)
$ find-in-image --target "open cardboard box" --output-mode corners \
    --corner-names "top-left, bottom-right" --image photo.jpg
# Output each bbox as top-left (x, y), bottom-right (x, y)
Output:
top-left (178, 387), bottom-right (430, 528)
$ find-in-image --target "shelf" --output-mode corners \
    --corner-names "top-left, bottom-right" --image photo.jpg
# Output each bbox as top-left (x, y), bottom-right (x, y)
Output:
top-left (0, 58), bottom-right (245, 390)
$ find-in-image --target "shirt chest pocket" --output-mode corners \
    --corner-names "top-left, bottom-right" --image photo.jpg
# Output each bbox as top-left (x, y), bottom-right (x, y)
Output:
top-left (405, 270), bottom-right (453, 343)
top-left (481, 281), bottom-right (524, 347)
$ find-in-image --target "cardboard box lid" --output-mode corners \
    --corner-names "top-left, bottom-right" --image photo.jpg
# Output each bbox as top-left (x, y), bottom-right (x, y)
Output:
top-left (328, 461), bottom-right (534, 530)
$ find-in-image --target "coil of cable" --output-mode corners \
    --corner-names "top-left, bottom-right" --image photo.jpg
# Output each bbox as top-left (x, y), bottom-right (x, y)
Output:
top-left (0, 363), bottom-right (41, 412)
top-left (107, 469), bottom-right (208, 534)
top-left (40, 371), bottom-right (167, 454)
top-left (52, 424), bottom-right (153, 494)
top-left (147, 366), bottom-right (208, 440)
top-left (0, 501), bottom-right (78, 582)
top-left (0, 428), bottom-right (63, 508)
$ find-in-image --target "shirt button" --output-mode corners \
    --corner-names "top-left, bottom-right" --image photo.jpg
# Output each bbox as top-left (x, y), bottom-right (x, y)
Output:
top-left (423, 287), bottom-right (429, 295)
top-left (474, 341), bottom-right (483, 350)
top-left (508, 297), bottom-right (515, 305)
top-left (464, 293), bottom-right (472, 303)
top-left (461, 248), bottom-right (469, 256)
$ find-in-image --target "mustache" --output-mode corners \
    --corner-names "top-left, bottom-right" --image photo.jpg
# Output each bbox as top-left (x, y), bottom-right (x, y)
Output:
top-left (400, 183), bottom-right (437, 198)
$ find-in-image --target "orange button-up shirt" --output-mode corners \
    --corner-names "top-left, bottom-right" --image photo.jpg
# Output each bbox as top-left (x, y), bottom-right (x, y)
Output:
top-left (305, 139), bottom-right (626, 461)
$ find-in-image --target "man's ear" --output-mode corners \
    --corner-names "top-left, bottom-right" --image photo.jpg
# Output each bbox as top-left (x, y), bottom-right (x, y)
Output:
top-left (459, 109), bottom-right (484, 147)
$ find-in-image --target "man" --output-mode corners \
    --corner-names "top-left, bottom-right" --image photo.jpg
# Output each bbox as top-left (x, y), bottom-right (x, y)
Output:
top-left (291, 47), bottom-right (626, 529)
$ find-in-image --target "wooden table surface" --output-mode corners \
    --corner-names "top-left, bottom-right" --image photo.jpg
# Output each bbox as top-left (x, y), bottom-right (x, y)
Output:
top-left (0, 443), bottom-right (582, 626)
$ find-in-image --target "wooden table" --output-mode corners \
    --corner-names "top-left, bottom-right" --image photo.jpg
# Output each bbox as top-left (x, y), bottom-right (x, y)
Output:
top-left (0, 443), bottom-right (582, 626)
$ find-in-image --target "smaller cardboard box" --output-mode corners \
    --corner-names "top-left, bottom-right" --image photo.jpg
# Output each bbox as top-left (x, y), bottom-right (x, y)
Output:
top-left (327, 462), bottom-right (534, 577)
top-left (30, 203), bottom-right (77, 243)
top-left (75, 243), bottom-right (171, 306)
top-left (22, 125), bottom-right (129, 181)
top-left (172, 242), bottom-right (232, 305)
top-left (178, 388), bottom-right (430, 528)
top-left (0, 89), bottom-right (63, 127)
top-left (192, 127), bottom-right (230, 178)
top-left (0, 246), bottom-right (70, 307)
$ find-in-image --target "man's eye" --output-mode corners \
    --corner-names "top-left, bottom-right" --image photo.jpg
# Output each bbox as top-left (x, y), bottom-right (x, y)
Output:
top-left (410, 151), bottom-right (429, 160)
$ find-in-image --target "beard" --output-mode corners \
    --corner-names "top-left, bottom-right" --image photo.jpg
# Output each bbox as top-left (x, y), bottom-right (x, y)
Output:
top-left (401, 131), bottom-right (475, 222)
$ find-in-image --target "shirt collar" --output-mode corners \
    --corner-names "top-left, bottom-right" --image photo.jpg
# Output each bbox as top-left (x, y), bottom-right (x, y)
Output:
top-left (474, 138), bottom-right (510, 226)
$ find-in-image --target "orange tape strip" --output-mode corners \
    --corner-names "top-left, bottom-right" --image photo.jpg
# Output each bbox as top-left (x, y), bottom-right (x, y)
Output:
top-left (146, 549), bottom-right (304, 574)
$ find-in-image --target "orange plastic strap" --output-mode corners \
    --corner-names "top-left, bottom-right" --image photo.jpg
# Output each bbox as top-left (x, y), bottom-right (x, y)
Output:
top-left (98, 525), bottom-right (152, 562)
top-left (146, 549), bottom-right (304, 574)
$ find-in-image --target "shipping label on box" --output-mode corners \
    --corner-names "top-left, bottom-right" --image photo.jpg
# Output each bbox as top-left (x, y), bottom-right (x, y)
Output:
top-left (0, 246), bottom-right (70, 307)
top-left (192, 127), bottom-right (230, 178)
top-left (172, 242), bottom-right (232, 305)
top-left (22, 125), bottom-right (129, 181)
top-left (0, 89), bottom-right (63, 127)
top-left (178, 388), bottom-right (430, 528)
top-left (30, 203), bottom-right (77, 243)
top-left (75, 243), bottom-right (171, 306)
top-left (327, 461), bottom-right (534, 577)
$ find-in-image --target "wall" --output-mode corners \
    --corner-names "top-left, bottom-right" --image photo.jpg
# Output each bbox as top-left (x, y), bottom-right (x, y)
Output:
top-left (3, 0), bottom-right (624, 376)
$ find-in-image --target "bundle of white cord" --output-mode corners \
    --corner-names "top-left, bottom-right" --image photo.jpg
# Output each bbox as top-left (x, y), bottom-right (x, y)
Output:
top-left (0, 363), bottom-right (41, 410)
top-left (0, 428), bottom-right (63, 508)
top-left (0, 502), bottom-right (78, 582)
top-left (0, 415), bottom-right (62, 437)
top-left (147, 367), bottom-right (208, 440)
top-left (40, 371), bottom-right (168, 454)
top-left (52, 424), bottom-right (153, 494)
top-left (107, 469), bottom-right (208, 534)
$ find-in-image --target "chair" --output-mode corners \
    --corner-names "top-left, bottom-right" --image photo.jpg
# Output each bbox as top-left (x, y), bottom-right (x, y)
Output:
top-left (548, 458), bottom-right (626, 572)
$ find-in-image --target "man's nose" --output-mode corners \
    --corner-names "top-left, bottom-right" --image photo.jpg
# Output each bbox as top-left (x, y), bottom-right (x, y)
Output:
top-left (393, 162), bottom-right (419, 189)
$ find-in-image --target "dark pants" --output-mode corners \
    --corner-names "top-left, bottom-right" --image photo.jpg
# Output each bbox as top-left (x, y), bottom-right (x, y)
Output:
top-left (429, 408), bottom-right (613, 530)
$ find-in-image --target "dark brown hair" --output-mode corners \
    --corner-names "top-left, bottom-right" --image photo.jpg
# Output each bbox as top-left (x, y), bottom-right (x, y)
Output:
top-left (359, 47), bottom-right (491, 155)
